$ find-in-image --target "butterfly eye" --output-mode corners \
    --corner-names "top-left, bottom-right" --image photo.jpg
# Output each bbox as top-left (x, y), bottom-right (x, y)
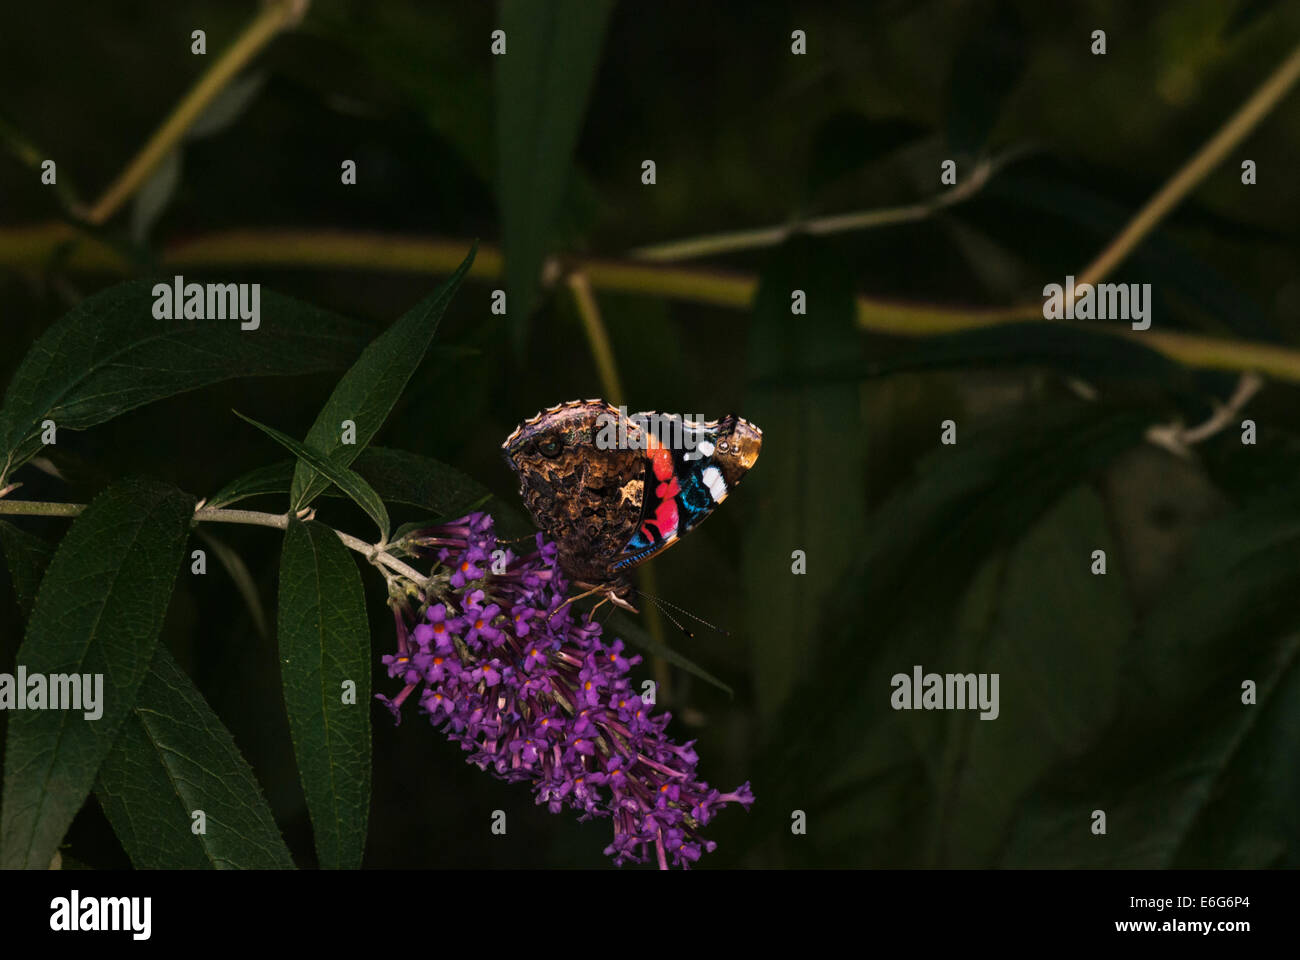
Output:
top-left (537, 436), bottom-right (564, 459)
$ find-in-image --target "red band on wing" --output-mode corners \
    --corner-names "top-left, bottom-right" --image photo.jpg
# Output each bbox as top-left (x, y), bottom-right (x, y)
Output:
top-left (640, 498), bottom-right (679, 541)
top-left (647, 436), bottom-right (674, 481)
top-left (638, 436), bottom-right (681, 540)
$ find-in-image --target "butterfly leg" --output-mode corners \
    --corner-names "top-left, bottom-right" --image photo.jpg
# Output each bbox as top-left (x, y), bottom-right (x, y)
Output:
top-left (586, 594), bottom-right (612, 622)
top-left (584, 584), bottom-right (635, 620)
top-left (548, 583), bottom-right (606, 622)
top-left (607, 589), bottom-right (639, 614)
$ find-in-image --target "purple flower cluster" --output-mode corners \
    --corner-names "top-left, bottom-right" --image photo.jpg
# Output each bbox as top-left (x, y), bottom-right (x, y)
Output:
top-left (377, 512), bottom-right (753, 868)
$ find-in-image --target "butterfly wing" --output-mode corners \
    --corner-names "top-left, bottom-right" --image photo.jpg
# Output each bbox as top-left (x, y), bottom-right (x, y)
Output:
top-left (612, 413), bottom-right (762, 573)
top-left (504, 402), bottom-right (762, 584)
top-left (503, 400), bottom-right (650, 584)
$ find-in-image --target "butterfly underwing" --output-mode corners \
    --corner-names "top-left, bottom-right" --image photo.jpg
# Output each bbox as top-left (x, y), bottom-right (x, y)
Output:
top-left (502, 399), bottom-right (762, 613)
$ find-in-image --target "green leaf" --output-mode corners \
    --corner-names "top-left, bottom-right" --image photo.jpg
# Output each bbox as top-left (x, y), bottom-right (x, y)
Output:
top-left (0, 520), bottom-right (54, 619)
top-left (346, 447), bottom-right (493, 518)
top-left (0, 477), bottom-right (193, 869)
top-left (605, 611), bottom-right (734, 699)
top-left (277, 519), bottom-right (371, 869)
top-left (94, 647), bottom-right (295, 869)
top-left (207, 448), bottom-right (495, 521)
top-left (129, 148), bottom-right (182, 245)
top-left (1002, 579), bottom-right (1300, 869)
top-left (495, 0), bottom-right (613, 342)
top-left (234, 411), bottom-right (390, 540)
top-left (851, 403), bottom-right (1147, 636)
top-left (753, 402), bottom-right (1148, 862)
top-left (744, 237), bottom-right (866, 716)
top-left (924, 485), bottom-right (1132, 865)
top-left (289, 245), bottom-right (477, 510)
top-left (206, 460), bottom-right (295, 510)
top-left (0, 280), bottom-right (369, 482)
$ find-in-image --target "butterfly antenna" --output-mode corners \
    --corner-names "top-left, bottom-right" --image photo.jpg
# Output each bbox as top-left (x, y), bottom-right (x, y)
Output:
top-left (634, 590), bottom-right (730, 637)
top-left (640, 593), bottom-right (694, 640)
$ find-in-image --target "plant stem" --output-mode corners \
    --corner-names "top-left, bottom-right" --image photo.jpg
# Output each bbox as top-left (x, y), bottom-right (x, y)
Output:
top-left (6, 41), bottom-right (1300, 383)
top-left (192, 506), bottom-right (287, 529)
top-left (566, 271), bottom-right (673, 699)
top-left (3, 12), bottom-right (1297, 389)
top-left (0, 498), bottom-right (427, 584)
top-left (83, 0), bottom-right (306, 225)
top-left (567, 271), bottom-right (626, 405)
top-left (10, 221), bottom-right (1300, 382)
top-left (1077, 38), bottom-right (1300, 288)
top-left (1146, 371), bottom-right (1265, 457)
top-left (0, 499), bottom-right (84, 517)
top-left (332, 529), bottom-right (427, 584)
top-left (0, 116), bottom-right (87, 216)
top-left (627, 156), bottom-right (1000, 262)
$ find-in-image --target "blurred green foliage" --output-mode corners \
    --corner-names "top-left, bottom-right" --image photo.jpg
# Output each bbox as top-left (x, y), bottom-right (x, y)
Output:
top-left (2, 0), bottom-right (1300, 867)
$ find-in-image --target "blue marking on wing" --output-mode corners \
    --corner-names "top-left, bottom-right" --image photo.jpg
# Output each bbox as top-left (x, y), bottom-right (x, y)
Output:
top-left (613, 544), bottom-right (661, 570)
top-left (616, 436), bottom-right (726, 568)
top-left (675, 461), bottom-right (714, 530)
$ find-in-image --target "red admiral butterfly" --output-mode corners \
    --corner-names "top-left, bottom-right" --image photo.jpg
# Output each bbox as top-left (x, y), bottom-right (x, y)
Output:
top-left (503, 399), bottom-right (762, 615)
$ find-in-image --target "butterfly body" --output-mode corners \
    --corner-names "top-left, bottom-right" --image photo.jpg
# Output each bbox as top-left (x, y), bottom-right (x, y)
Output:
top-left (502, 399), bottom-right (761, 613)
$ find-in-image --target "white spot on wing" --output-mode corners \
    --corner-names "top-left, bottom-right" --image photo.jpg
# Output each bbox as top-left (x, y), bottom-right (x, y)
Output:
top-left (701, 465), bottom-right (727, 502)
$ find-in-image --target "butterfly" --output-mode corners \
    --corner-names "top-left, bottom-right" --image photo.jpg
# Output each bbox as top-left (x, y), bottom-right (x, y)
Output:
top-left (502, 399), bottom-right (761, 616)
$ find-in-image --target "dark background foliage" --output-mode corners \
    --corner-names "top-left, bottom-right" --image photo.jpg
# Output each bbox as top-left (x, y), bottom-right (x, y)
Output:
top-left (1, 0), bottom-right (1299, 868)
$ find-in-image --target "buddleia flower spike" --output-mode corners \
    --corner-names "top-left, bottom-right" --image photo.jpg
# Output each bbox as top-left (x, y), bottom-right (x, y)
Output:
top-left (377, 511), bottom-right (754, 868)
